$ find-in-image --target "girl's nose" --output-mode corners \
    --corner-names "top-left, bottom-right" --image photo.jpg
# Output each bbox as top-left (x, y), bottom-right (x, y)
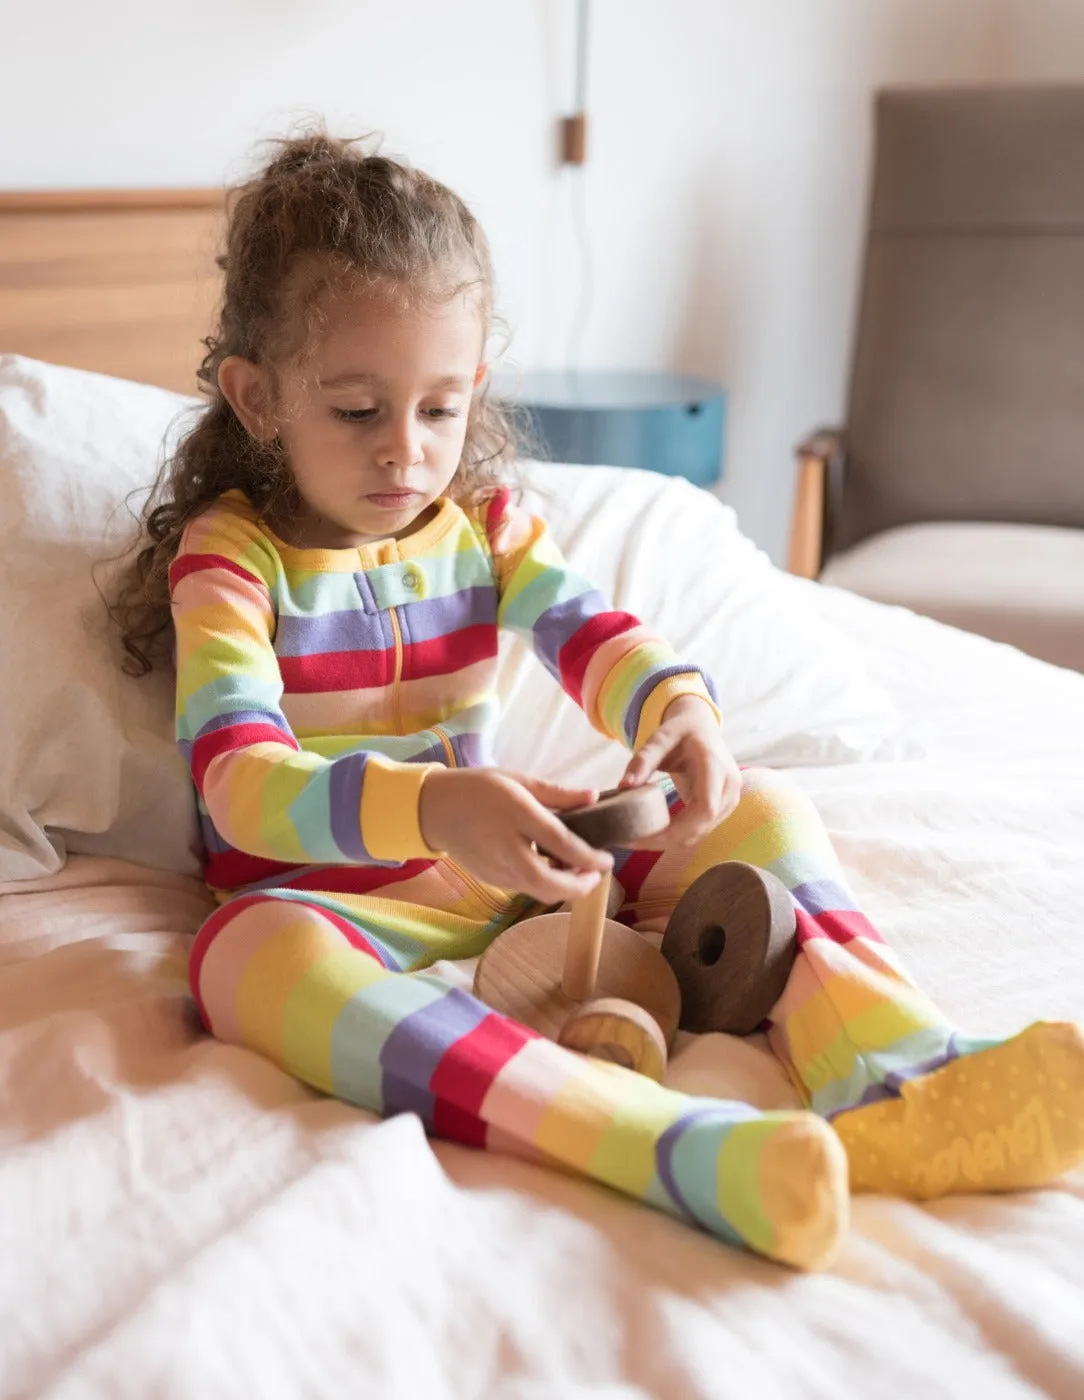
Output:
top-left (377, 415), bottom-right (424, 468)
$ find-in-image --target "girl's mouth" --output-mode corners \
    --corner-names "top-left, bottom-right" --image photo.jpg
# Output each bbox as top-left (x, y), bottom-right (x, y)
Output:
top-left (366, 490), bottom-right (421, 509)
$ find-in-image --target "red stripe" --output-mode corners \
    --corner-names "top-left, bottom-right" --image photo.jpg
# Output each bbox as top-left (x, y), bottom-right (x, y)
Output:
top-left (430, 1012), bottom-right (537, 1143)
top-left (794, 907), bottom-right (885, 947)
top-left (204, 848), bottom-right (307, 891)
top-left (188, 893), bottom-right (267, 1030)
top-left (274, 860), bottom-right (437, 895)
top-left (557, 612), bottom-right (640, 706)
top-left (484, 487), bottom-right (511, 539)
top-left (279, 647), bottom-right (394, 693)
top-left (614, 848), bottom-right (665, 904)
top-left (400, 624), bottom-right (497, 681)
top-left (278, 624), bottom-right (498, 693)
top-left (191, 721), bottom-right (298, 792)
top-left (430, 1100), bottom-right (487, 1147)
top-left (202, 848), bottom-right (436, 897)
top-left (169, 552), bottom-right (268, 594)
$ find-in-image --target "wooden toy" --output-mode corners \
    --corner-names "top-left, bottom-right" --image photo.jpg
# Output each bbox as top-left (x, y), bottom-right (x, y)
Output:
top-left (473, 785), bottom-right (801, 1078)
top-left (473, 784), bottom-right (679, 1078)
top-left (661, 862), bottom-right (797, 1036)
top-left (558, 997), bottom-right (668, 1079)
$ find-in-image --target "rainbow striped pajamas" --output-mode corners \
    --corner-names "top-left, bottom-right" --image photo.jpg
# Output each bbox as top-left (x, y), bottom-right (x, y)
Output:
top-left (173, 487), bottom-right (1084, 1271)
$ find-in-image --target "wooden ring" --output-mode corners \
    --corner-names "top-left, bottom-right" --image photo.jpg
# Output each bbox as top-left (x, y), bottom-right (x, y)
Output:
top-left (558, 785), bottom-right (670, 850)
top-left (661, 862), bottom-right (798, 1036)
top-left (558, 997), bottom-right (669, 1081)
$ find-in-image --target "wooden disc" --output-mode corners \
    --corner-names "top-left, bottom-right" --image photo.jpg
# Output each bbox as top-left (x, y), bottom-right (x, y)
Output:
top-left (474, 912), bottom-right (681, 1045)
top-left (558, 998), bottom-right (669, 1081)
top-left (558, 785), bottom-right (670, 850)
top-left (661, 862), bottom-right (797, 1036)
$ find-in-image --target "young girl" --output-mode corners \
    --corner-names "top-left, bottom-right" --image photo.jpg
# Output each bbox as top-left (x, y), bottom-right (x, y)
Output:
top-left (119, 133), bottom-right (1083, 1273)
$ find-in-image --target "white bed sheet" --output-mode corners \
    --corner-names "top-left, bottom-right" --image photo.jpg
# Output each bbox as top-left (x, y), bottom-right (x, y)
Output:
top-left (2, 585), bottom-right (1084, 1400)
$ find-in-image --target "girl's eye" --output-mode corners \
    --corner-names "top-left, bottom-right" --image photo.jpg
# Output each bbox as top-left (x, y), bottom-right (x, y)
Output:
top-left (425, 407), bottom-right (460, 420)
top-left (333, 407), bottom-right (377, 422)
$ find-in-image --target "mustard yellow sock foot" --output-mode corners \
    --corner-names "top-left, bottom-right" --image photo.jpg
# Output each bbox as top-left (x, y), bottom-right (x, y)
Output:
top-left (744, 1112), bottom-right (851, 1272)
top-left (833, 1021), bottom-right (1084, 1199)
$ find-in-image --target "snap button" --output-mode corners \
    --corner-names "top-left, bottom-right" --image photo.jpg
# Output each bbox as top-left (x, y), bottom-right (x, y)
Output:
top-left (402, 570), bottom-right (420, 592)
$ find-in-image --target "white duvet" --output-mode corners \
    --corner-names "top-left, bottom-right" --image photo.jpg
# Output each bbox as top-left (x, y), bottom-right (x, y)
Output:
top-left (3, 575), bottom-right (1083, 1400)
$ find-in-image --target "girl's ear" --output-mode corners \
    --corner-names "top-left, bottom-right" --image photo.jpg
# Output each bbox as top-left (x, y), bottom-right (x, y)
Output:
top-left (473, 363), bottom-right (488, 388)
top-left (218, 357), bottom-right (275, 440)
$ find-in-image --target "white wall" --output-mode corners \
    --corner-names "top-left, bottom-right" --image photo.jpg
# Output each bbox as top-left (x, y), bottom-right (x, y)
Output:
top-left (3, 0), bottom-right (1073, 559)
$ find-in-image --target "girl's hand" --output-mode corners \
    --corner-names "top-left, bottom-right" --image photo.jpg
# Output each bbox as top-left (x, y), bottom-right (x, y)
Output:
top-left (620, 695), bottom-right (741, 848)
top-left (418, 768), bottom-right (612, 905)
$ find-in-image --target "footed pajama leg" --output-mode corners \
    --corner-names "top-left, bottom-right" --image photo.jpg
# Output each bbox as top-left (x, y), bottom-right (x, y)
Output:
top-left (190, 889), bottom-right (848, 1270)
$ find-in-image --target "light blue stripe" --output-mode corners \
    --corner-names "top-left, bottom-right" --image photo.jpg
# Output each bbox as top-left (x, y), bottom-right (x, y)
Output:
top-left (180, 673), bottom-right (285, 740)
top-left (809, 1024), bottom-right (958, 1117)
top-left (499, 565), bottom-right (598, 641)
top-left (329, 974), bottom-right (449, 1111)
top-left (284, 764), bottom-right (341, 863)
top-left (660, 1107), bottom-right (755, 1246)
top-left (276, 541), bottom-right (493, 617)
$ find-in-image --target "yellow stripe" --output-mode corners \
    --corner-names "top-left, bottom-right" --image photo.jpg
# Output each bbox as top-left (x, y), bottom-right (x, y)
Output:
top-left (235, 915), bottom-right (343, 1066)
top-left (360, 756), bottom-right (445, 861)
top-left (280, 947), bottom-right (388, 1093)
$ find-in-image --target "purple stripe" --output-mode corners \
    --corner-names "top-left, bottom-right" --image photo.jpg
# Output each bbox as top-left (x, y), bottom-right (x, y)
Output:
top-left (447, 730), bottom-right (489, 768)
top-left (824, 1035), bottom-right (962, 1119)
top-left (791, 879), bottom-right (859, 917)
top-left (530, 590), bottom-right (610, 678)
top-left (381, 1073), bottom-right (437, 1128)
top-left (275, 607), bottom-right (392, 657)
top-left (274, 587), bottom-right (497, 656)
top-left (656, 1103), bottom-right (758, 1222)
top-left (328, 752), bottom-right (374, 861)
top-left (400, 586), bottom-right (498, 644)
top-left (410, 738), bottom-right (448, 766)
top-left (198, 808), bottom-right (232, 855)
top-left (379, 987), bottom-right (491, 1123)
top-left (623, 665), bottom-right (714, 746)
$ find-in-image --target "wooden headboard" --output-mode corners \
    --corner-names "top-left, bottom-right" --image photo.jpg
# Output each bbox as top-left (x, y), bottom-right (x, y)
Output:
top-left (0, 189), bottom-right (225, 394)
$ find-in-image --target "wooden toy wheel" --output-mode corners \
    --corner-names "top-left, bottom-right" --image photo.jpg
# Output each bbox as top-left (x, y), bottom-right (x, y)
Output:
top-left (558, 784), bottom-right (669, 849)
top-left (473, 912), bottom-right (681, 1046)
top-left (558, 997), bottom-right (669, 1081)
top-left (661, 862), bottom-right (797, 1036)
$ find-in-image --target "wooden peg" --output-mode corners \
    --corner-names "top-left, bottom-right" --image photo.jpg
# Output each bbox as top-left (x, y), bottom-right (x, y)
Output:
top-left (562, 869), bottom-right (612, 1000)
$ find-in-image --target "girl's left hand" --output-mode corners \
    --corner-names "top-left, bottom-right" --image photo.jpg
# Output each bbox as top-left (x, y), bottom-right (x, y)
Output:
top-left (619, 695), bottom-right (741, 849)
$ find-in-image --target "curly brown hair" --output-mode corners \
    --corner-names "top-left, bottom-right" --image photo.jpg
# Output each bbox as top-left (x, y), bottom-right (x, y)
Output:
top-left (113, 129), bottom-right (522, 676)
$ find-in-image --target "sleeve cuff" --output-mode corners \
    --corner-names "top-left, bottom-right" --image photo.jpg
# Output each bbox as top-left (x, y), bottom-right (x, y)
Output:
top-left (359, 758), bottom-right (448, 862)
top-left (632, 675), bottom-right (722, 752)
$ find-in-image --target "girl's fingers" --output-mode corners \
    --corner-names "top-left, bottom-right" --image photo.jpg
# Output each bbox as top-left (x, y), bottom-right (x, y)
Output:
top-left (512, 774), bottom-right (598, 810)
top-left (517, 857), bottom-right (606, 906)
top-left (620, 729), bottom-right (672, 788)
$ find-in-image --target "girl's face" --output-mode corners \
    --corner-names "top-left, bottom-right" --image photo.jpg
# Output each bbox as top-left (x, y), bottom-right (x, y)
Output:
top-left (225, 286), bottom-right (486, 548)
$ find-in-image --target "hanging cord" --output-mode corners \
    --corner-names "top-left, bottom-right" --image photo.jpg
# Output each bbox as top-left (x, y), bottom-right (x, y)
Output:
top-left (566, 0), bottom-right (594, 375)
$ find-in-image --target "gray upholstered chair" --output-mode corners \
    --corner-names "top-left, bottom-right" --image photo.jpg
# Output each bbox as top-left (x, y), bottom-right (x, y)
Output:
top-left (788, 86), bottom-right (1084, 672)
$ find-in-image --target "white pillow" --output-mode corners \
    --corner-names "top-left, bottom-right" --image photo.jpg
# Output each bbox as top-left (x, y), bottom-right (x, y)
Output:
top-left (0, 355), bottom-right (202, 880)
top-left (493, 463), bottom-right (904, 786)
top-left (0, 355), bottom-right (902, 882)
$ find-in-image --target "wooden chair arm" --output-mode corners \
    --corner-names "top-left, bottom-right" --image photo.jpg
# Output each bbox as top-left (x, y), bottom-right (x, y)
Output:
top-left (786, 427), bottom-right (845, 579)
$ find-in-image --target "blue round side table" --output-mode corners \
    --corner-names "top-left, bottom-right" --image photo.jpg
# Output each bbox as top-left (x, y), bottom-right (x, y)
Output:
top-left (495, 370), bottom-right (726, 487)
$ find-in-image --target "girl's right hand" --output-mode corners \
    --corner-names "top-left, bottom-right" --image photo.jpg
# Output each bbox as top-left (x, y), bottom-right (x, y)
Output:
top-left (418, 768), bottom-right (612, 905)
